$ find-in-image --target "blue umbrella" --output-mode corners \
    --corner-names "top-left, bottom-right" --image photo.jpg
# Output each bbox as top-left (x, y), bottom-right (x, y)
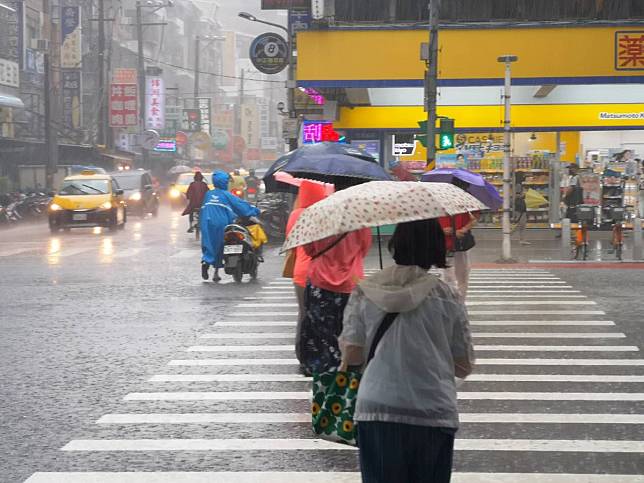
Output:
top-left (263, 142), bottom-right (392, 193)
top-left (421, 168), bottom-right (503, 210)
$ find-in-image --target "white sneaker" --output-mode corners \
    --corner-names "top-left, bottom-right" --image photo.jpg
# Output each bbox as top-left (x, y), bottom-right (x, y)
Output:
top-left (520, 241), bottom-right (532, 246)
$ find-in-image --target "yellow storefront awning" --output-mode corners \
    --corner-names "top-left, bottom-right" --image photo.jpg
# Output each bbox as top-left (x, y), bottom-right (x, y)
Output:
top-left (297, 25), bottom-right (644, 87)
top-left (334, 103), bottom-right (644, 131)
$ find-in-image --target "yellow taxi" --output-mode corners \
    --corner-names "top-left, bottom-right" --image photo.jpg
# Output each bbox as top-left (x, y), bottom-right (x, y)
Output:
top-left (169, 172), bottom-right (212, 209)
top-left (48, 171), bottom-right (127, 232)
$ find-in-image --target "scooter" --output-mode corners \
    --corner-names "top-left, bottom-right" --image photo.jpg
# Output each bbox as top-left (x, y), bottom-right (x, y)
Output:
top-left (222, 217), bottom-right (263, 283)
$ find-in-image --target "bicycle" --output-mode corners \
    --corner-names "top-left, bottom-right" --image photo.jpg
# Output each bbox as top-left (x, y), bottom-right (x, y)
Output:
top-left (573, 220), bottom-right (589, 260)
top-left (571, 205), bottom-right (594, 261)
top-left (610, 207), bottom-right (625, 261)
top-left (193, 210), bottom-right (200, 241)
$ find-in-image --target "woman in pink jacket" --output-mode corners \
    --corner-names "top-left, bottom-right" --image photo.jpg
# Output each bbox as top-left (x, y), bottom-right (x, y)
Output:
top-left (285, 181), bottom-right (328, 367)
top-left (299, 224), bottom-right (372, 374)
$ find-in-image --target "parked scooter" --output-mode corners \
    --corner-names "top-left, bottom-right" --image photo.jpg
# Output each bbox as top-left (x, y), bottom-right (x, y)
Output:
top-left (222, 217), bottom-right (265, 283)
top-left (257, 194), bottom-right (290, 241)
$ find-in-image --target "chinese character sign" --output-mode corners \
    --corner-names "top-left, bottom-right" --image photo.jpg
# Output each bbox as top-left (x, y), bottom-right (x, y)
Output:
top-left (0, 59), bottom-right (19, 88)
top-left (302, 121), bottom-right (340, 144)
top-left (616, 31), bottom-right (644, 70)
top-left (197, 98), bottom-right (211, 135)
top-left (61, 6), bottom-right (81, 68)
top-left (61, 70), bottom-right (82, 129)
top-left (145, 76), bottom-right (165, 130)
top-left (109, 83), bottom-right (138, 127)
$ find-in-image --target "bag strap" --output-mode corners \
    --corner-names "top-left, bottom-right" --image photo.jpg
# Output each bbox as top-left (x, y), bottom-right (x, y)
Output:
top-left (367, 312), bottom-right (399, 364)
top-left (312, 233), bottom-right (348, 260)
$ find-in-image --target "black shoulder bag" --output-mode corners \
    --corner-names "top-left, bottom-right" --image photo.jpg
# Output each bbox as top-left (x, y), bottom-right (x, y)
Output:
top-left (367, 312), bottom-right (400, 364)
top-left (451, 216), bottom-right (476, 252)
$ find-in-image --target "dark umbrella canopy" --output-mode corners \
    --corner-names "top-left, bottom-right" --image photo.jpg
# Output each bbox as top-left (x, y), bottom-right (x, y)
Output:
top-left (421, 168), bottom-right (503, 210)
top-left (263, 142), bottom-right (392, 193)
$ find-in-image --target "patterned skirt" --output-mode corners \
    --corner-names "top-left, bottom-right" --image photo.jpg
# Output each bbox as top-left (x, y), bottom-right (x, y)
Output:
top-left (299, 282), bottom-right (350, 374)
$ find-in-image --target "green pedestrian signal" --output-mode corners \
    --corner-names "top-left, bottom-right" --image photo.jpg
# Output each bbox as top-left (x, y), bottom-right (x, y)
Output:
top-left (415, 118), bottom-right (455, 150)
top-left (438, 118), bottom-right (455, 150)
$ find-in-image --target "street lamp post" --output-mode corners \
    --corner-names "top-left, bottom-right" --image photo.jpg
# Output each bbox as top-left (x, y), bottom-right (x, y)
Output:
top-left (238, 12), bottom-right (296, 151)
top-left (497, 55), bottom-right (518, 263)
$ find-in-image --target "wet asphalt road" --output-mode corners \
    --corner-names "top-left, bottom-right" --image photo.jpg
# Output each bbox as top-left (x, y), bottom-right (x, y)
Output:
top-left (1, 210), bottom-right (643, 482)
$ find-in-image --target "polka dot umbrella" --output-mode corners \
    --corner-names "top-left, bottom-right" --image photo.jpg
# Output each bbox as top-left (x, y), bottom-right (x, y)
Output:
top-left (283, 181), bottom-right (487, 252)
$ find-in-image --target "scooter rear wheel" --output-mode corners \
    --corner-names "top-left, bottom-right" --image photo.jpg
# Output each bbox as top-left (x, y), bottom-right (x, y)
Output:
top-left (233, 264), bottom-right (243, 283)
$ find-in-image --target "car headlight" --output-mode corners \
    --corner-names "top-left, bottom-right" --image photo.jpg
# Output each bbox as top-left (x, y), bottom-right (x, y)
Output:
top-left (170, 188), bottom-right (181, 199)
top-left (49, 203), bottom-right (63, 211)
top-left (129, 192), bottom-right (142, 201)
top-left (99, 201), bottom-right (112, 210)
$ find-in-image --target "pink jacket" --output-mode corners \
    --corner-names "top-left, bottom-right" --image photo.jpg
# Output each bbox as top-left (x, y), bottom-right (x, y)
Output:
top-left (305, 228), bottom-right (372, 294)
top-left (285, 181), bottom-right (328, 288)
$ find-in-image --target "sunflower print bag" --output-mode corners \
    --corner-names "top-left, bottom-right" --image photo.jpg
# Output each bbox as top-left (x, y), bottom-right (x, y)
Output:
top-left (311, 369), bottom-right (361, 446)
top-left (311, 312), bottom-right (399, 447)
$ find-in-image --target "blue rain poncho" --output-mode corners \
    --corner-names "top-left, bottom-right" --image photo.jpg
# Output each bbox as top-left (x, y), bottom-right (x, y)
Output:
top-left (200, 171), bottom-right (260, 268)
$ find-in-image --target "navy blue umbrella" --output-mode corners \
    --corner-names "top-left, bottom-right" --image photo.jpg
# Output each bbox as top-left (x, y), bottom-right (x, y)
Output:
top-left (263, 142), bottom-right (392, 193)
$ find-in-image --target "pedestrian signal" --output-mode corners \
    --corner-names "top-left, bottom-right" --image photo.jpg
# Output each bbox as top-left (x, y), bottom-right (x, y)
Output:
top-left (439, 118), bottom-right (455, 150)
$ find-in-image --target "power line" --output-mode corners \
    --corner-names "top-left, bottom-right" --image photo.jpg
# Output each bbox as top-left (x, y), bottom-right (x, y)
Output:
top-left (143, 56), bottom-right (286, 84)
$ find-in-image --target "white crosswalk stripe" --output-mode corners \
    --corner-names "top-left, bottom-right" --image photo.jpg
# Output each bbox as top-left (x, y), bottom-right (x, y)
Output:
top-left (30, 269), bottom-right (643, 481)
top-left (23, 472), bottom-right (644, 482)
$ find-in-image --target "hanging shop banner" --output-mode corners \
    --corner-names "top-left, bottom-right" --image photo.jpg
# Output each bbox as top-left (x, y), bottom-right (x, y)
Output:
top-left (113, 68), bottom-right (137, 84)
top-left (182, 109), bottom-right (201, 132)
top-left (302, 120), bottom-right (340, 144)
top-left (213, 107), bottom-right (234, 130)
top-left (0, 1), bottom-right (23, 66)
top-left (250, 33), bottom-right (289, 75)
top-left (0, 59), bottom-right (19, 88)
top-left (262, 0), bottom-right (309, 9)
top-left (196, 98), bottom-right (211, 135)
top-left (241, 102), bottom-right (260, 148)
top-left (61, 70), bottom-right (82, 129)
top-left (145, 76), bottom-right (165, 130)
top-left (60, 6), bottom-right (81, 68)
top-left (109, 83), bottom-right (138, 127)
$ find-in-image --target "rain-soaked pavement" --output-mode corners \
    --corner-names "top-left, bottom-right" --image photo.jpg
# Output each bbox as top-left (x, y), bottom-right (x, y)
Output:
top-left (1, 207), bottom-right (643, 482)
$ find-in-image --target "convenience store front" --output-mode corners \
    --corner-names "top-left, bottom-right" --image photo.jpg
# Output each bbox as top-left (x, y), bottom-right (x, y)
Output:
top-left (296, 24), bottom-right (644, 227)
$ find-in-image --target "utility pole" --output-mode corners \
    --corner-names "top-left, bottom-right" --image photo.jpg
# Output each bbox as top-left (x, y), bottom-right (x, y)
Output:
top-left (135, 2), bottom-right (149, 169)
top-left (97, 0), bottom-right (106, 147)
top-left (44, 51), bottom-right (58, 190)
top-left (286, 13), bottom-right (297, 152)
top-left (425, 0), bottom-right (440, 170)
top-left (498, 55), bottom-right (518, 263)
top-left (193, 35), bottom-right (200, 100)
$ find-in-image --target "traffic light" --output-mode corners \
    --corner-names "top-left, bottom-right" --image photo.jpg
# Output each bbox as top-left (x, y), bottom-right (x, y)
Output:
top-left (415, 118), bottom-right (455, 150)
top-left (439, 118), bottom-right (455, 150)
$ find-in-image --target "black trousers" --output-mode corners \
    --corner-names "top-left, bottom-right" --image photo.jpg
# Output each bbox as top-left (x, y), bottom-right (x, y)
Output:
top-left (357, 421), bottom-right (455, 483)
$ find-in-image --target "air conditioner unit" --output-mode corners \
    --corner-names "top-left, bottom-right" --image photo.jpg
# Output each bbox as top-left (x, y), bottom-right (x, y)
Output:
top-left (30, 39), bottom-right (49, 51)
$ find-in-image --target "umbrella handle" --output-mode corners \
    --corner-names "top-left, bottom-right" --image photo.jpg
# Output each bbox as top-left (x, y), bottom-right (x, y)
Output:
top-left (377, 226), bottom-right (383, 270)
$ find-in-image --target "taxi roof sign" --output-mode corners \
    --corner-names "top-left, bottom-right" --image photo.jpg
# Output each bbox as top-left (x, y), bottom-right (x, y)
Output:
top-left (80, 169), bottom-right (98, 175)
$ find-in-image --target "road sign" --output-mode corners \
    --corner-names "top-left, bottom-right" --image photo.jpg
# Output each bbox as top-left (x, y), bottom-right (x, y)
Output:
top-left (282, 118), bottom-right (299, 140)
top-left (191, 131), bottom-right (211, 151)
top-left (212, 129), bottom-right (229, 150)
top-left (140, 129), bottom-right (160, 150)
top-left (250, 33), bottom-right (289, 75)
top-left (175, 131), bottom-right (188, 147)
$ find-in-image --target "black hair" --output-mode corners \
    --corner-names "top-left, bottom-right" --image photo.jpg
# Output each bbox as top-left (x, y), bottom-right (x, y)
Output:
top-left (388, 219), bottom-right (447, 270)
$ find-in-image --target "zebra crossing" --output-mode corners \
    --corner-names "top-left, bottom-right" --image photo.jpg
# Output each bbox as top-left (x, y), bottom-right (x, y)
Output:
top-left (25, 268), bottom-right (644, 482)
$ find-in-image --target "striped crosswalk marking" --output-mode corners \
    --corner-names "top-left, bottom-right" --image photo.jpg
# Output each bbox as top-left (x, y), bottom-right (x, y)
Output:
top-left (60, 438), bottom-right (644, 453)
top-left (27, 269), bottom-right (643, 482)
top-left (24, 473), bottom-right (644, 483)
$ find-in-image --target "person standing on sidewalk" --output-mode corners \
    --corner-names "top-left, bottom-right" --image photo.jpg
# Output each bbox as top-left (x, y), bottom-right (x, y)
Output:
top-left (340, 219), bottom-right (474, 483)
top-left (284, 181), bottom-right (328, 368)
top-left (439, 210), bottom-right (478, 300)
top-left (512, 174), bottom-right (531, 246)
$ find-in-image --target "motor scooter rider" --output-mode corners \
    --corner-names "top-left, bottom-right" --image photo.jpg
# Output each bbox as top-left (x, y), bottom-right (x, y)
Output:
top-left (182, 171), bottom-right (209, 232)
top-left (200, 171), bottom-right (260, 282)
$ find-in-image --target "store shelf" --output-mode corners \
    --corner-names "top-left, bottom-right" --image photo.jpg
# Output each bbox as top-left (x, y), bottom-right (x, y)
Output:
top-left (603, 195), bottom-right (622, 199)
top-left (524, 182), bottom-right (549, 185)
top-left (516, 169), bottom-right (549, 173)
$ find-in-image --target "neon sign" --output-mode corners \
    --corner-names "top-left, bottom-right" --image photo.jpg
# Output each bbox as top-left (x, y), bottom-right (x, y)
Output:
top-left (302, 121), bottom-right (340, 144)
